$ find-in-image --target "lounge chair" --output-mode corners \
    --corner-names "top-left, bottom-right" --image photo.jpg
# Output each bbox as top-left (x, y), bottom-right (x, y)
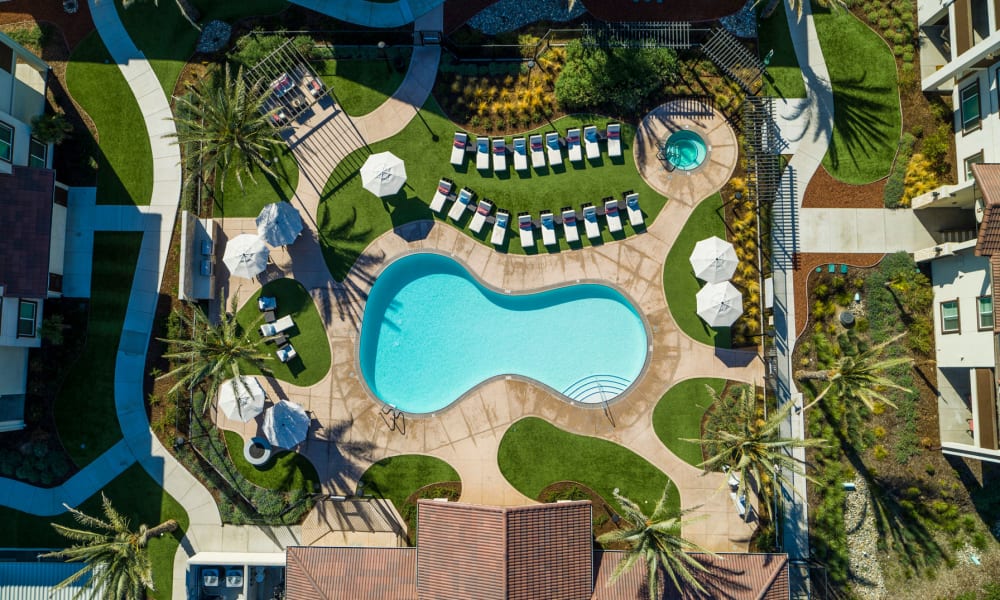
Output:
top-left (451, 132), bottom-right (468, 166)
top-left (566, 128), bottom-right (583, 162)
top-left (512, 137), bottom-right (528, 171)
top-left (303, 76), bottom-right (323, 97)
top-left (260, 314), bottom-right (294, 337)
top-left (492, 138), bottom-right (507, 172)
top-left (604, 198), bottom-right (623, 233)
top-left (540, 210), bottom-right (557, 246)
top-left (606, 123), bottom-right (622, 158)
top-left (491, 210), bottom-right (509, 246)
top-left (476, 137), bottom-right (490, 170)
top-left (449, 187), bottom-right (474, 221)
top-left (582, 203), bottom-right (601, 240)
top-left (518, 212), bottom-right (534, 249)
top-left (529, 134), bottom-right (546, 168)
top-left (545, 132), bottom-right (562, 166)
top-left (470, 199), bottom-right (493, 234)
top-left (429, 178), bottom-right (453, 213)
top-left (624, 191), bottom-right (643, 227)
top-left (561, 207), bottom-right (579, 243)
top-left (277, 343), bottom-right (297, 363)
top-left (583, 125), bottom-right (599, 160)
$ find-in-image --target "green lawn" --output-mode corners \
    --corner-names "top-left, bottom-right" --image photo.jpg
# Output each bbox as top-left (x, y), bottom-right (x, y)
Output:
top-left (222, 430), bottom-right (319, 492)
top-left (66, 33), bottom-right (153, 206)
top-left (652, 378), bottom-right (725, 468)
top-left (235, 278), bottom-right (332, 386)
top-left (359, 455), bottom-right (460, 513)
top-left (214, 147), bottom-right (300, 218)
top-left (662, 193), bottom-right (731, 347)
top-left (814, 5), bottom-right (901, 184)
top-left (759, 2), bottom-right (806, 99)
top-left (318, 97), bottom-right (665, 280)
top-left (317, 52), bottom-right (411, 117)
top-left (498, 417), bottom-right (679, 513)
top-left (56, 233), bottom-right (143, 467)
top-left (0, 464), bottom-right (189, 600)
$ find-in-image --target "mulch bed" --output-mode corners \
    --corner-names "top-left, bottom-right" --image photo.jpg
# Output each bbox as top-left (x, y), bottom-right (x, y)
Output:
top-left (582, 0), bottom-right (746, 23)
top-left (792, 252), bottom-right (885, 337)
top-left (444, 0), bottom-right (499, 33)
top-left (0, 0), bottom-right (94, 51)
top-left (802, 166), bottom-right (886, 209)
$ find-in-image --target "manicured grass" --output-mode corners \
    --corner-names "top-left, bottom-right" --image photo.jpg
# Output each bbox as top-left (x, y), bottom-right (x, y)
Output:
top-left (662, 193), bottom-right (731, 348)
top-left (318, 97), bottom-right (665, 280)
top-left (66, 33), bottom-right (153, 206)
top-left (759, 2), bottom-right (806, 99)
top-left (652, 378), bottom-right (726, 468)
top-left (498, 417), bottom-right (679, 513)
top-left (317, 52), bottom-right (411, 117)
top-left (814, 5), bottom-right (901, 184)
top-left (214, 147), bottom-right (300, 218)
top-left (235, 278), bottom-right (331, 386)
top-left (359, 455), bottom-right (460, 513)
top-left (222, 430), bottom-right (319, 492)
top-left (0, 464), bottom-right (189, 600)
top-left (56, 233), bottom-right (143, 467)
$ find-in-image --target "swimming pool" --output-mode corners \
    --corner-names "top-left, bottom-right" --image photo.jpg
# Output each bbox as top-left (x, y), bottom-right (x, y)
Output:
top-left (359, 253), bottom-right (649, 414)
top-left (663, 130), bottom-right (708, 171)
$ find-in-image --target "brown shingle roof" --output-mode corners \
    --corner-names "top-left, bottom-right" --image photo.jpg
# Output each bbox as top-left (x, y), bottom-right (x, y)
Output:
top-left (0, 166), bottom-right (55, 298)
top-left (973, 164), bottom-right (1000, 256)
top-left (285, 546), bottom-right (417, 600)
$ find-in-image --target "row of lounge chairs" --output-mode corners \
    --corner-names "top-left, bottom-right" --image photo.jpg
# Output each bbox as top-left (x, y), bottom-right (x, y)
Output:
top-left (450, 123), bottom-right (623, 172)
top-left (258, 314), bottom-right (298, 363)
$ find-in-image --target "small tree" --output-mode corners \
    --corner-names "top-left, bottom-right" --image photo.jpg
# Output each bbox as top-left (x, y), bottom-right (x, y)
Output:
top-left (30, 112), bottom-right (73, 145)
top-left (796, 333), bottom-right (913, 411)
top-left (555, 40), bottom-right (678, 114)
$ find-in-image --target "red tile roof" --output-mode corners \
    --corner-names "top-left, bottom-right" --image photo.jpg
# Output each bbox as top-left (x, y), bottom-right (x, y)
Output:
top-left (285, 546), bottom-right (417, 600)
top-left (973, 164), bottom-right (1000, 256)
top-left (0, 166), bottom-right (55, 298)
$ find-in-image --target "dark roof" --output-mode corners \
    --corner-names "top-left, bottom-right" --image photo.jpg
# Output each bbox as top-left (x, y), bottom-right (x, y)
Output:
top-left (973, 164), bottom-right (1000, 256)
top-left (0, 166), bottom-right (55, 297)
top-left (285, 546), bottom-right (417, 600)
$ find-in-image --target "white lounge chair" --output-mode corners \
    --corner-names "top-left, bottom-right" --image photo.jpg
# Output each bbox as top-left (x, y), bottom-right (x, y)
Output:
top-left (604, 198), bottom-right (622, 233)
top-left (277, 343), bottom-right (297, 363)
top-left (470, 199), bottom-right (493, 234)
top-left (582, 203), bottom-right (600, 240)
top-left (545, 132), bottom-right (562, 166)
top-left (566, 128), bottom-right (582, 162)
top-left (476, 137), bottom-right (490, 170)
top-left (260, 314), bottom-right (294, 337)
top-left (492, 138), bottom-right (507, 172)
top-left (529, 134), bottom-right (546, 168)
top-left (491, 210), bottom-right (509, 246)
top-left (513, 137), bottom-right (528, 171)
top-left (624, 192), bottom-right (643, 227)
top-left (540, 211), bottom-right (557, 247)
top-left (518, 212), bottom-right (534, 249)
top-left (606, 123), bottom-right (622, 158)
top-left (561, 207), bottom-right (579, 243)
top-left (451, 132), bottom-right (468, 166)
top-left (583, 125), bottom-right (599, 160)
top-left (429, 178), bottom-right (453, 213)
top-left (449, 187), bottom-right (474, 221)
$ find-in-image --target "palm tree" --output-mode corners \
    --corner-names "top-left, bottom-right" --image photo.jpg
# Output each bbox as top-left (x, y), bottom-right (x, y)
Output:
top-left (159, 295), bottom-right (271, 414)
top-left (169, 63), bottom-right (288, 193)
top-left (121, 0), bottom-right (202, 31)
top-left (598, 483), bottom-right (714, 598)
top-left (683, 385), bottom-right (825, 510)
top-left (796, 333), bottom-right (913, 411)
top-left (39, 494), bottom-right (178, 600)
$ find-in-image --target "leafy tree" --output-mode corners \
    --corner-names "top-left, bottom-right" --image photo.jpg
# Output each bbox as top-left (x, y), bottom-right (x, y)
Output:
top-left (228, 30), bottom-right (316, 68)
top-left (31, 112), bottom-right (73, 145)
top-left (597, 483), bottom-right (713, 598)
top-left (797, 333), bottom-right (913, 411)
top-left (39, 493), bottom-right (178, 600)
top-left (122, 0), bottom-right (202, 31)
top-left (554, 40), bottom-right (678, 114)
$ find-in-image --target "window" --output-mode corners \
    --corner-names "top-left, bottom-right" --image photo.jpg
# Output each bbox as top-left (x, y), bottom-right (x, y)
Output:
top-left (28, 138), bottom-right (46, 168)
top-left (978, 296), bottom-right (994, 330)
top-left (16, 300), bottom-right (36, 338)
top-left (965, 151), bottom-right (984, 181)
top-left (961, 82), bottom-right (982, 131)
top-left (941, 300), bottom-right (960, 333)
top-left (0, 122), bottom-right (11, 163)
top-left (48, 273), bottom-right (62, 294)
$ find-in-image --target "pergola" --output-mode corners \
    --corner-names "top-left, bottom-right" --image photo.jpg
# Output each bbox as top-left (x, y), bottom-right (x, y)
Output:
top-left (246, 38), bottom-right (334, 125)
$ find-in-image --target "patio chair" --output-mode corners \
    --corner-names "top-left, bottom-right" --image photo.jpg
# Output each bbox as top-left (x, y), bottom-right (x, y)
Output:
top-left (624, 191), bottom-right (643, 227)
top-left (277, 343), bottom-right (297, 363)
top-left (492, 210), bottom-right (509, 246)
top-left (513, 137), bottom-right (528, 171)
top-left (303, 75), bottom-right (323, 97)
top-left (540, 210), bottom-right (557, 246)
top-left (518, 212), bottom-right (534, 249)
top-left (257, 296), bottom-right (277, 312)
top-left (606, 123), bottom-right (622, 158)
top-left (470, 199), bottom-right (494, 234)
top-left (260, 315), bottom-right (294, 337)
top-left (545, 132), bottom-right (562, 166)
top-left (583, 125), bottom-right (599, 160)
top-left (529, 134), bottom-right (546, 168)
top-left (492, 137), bottom-right (507, 172)
top-left (604, 198), bottom-right (622, 233)
top-left (582, 203), bottom-right (601, 240)
top-left (449, 187), bottom-right (474, 221)
top-left (566, 128), bottom-right (583, 162)
top-left (451, 132), bottom-right (468, 166)
top-left (476, 137), bottom-right (490, 170)
top-left (429, 178), bottom-right (454, 213)
top-left (562, 207), bottom-right (579, 244)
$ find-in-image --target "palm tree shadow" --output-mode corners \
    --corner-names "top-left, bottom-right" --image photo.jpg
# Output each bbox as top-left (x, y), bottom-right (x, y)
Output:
top-left (823, 77), bottom-right (896, 177)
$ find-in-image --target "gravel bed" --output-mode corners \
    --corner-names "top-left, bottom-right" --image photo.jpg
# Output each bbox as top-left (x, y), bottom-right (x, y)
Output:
top-left (468, 0), bottom-right (586, 35)
top-left (720, 0), bottom-right (757, 39)
top-left (197, 20), bottom-right (232, 54)
top-left (844, 477), bottom-right (887, 600)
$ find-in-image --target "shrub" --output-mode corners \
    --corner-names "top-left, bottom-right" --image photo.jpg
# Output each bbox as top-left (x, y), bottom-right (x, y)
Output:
top-left (922, 124), bottom-right (952, 175)
top-left (31, 112), bottom-right (73, 145)
top-left (884, 133), bottom-right (916, 208)
top-left (555, 40), bottom-right (679, 114)
top-left (253, 489), bottom-right (285, 517)
top-left (229, 30), bottom-right (314, 68)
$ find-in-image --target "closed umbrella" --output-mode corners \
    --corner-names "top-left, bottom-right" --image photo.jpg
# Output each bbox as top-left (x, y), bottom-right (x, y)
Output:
top-left (360, 151), bottom-right (407, 197)
top-left (256, 202), bottom-right (303, 247)
top-left (689, 236), bottom-right (738, 283)
top-left (222, 234), bottom-right (269, 279)
top-left (696, 281), bottom-right (744, 328)
top-left (217, 376), bottom-right (266, 422)
top-left (262, 400), bottom-right (310, 448)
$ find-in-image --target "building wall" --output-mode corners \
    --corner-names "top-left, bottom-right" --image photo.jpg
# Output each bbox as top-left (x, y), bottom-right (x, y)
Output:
top-left (0, 295), bottom-right (42, 349)
top-left (930, 249), bottom-right (994, 368)
top-left (953, 67), bottom-right (1000, 183)
top-left (48, 203), bottom-right (66, 281)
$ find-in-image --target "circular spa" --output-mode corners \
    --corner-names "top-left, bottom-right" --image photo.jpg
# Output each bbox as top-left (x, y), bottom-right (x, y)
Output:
top-left (359, 253), bottom-right (649, 414)
top-left (662, 129), bottom-right (708, 171)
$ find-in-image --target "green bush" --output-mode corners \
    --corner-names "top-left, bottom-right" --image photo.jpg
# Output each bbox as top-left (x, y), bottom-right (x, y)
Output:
top-left (229, 30), bottom-right (315, 69)
top-left (922, 124), bottom-right (952, 175)
top-left (884, 133), bottom-right (916, 208)
top-left (31, 112), bottom-right (73, 145)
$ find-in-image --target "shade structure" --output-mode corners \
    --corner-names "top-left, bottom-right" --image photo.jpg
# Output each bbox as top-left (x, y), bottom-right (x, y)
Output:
top-left (262, 400), bottom-right (310, 448)
top-left (360, 151), bottom-right (407, 197)
top-left (222, 234), bottom-right (269, 279)
top-left (696, 281), bottom-right (744, 328)
top-left (256, 202), bottom-right (303, 247)
top-left (689, 236), bottom-right (738, 283)
top-left (217, 376), bottom-right (266, 422)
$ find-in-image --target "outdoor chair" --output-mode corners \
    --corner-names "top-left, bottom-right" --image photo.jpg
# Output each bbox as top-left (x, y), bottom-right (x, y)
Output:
top-left (449, 187), bottom-right (474, 221)
top-left (529, 134), bottom-right (546, 168)
top-left (476, 137), bottom-right (490, 170)
top-left (624, 192), bottom-right (643, 228)
top-left (582, 203), bottom-right (601, 240)
top-left (562, 207), bottom-right (579, 244)
top-left (583, 125), bottom-right (600, 160)
top-left (606, 123), bottom-right (622, 158)
top-left (518, 212), bottom-right (534, 249)
top-left (492, 210), bottom-right (510, 246)
top-left (430, 178), bottom-right (454, 213)
top-left (513, 137), bottom-right (529, 171)
top-left (604, 198), bottom-right (623, 233)
top-left (277, 344), bottom-right (297, 363)
top-left (260, 315), bottom-right (294, 337)
top-left (545, 132), bottom-right (562, 166)
top-left (492, 138), bottom-right (507, 172)
top-left (540, 210), bottom-right (557, 246)
top-left (470, 199), bottom-right (494, 234)
top-left (451, 132), bottom-right (468, 166)
top-left (566, 128), bottom-right (583, 162)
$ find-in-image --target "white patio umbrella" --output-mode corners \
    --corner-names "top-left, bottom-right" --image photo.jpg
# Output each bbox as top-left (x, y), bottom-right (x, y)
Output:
top-left (262, 400), bottom-right (310, 448)
top-left (255, 202), bottom-right (303, 247)
top-left (359, 151), bottom-right (407, 197)
top-left (222, 234), bottom-right (269, 279)
top-left (217, 376), bottom-right (266, 422)
top-left (689, 236), bottom-right (738, 283)
top-left (696, 281), bottom-right (744, 328)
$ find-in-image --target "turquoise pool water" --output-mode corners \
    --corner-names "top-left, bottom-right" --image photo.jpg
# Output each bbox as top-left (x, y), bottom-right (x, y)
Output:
top-left (664, 130), bottom-right (707, 171)
top-left (359, 253), bottom-right (648, 413)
